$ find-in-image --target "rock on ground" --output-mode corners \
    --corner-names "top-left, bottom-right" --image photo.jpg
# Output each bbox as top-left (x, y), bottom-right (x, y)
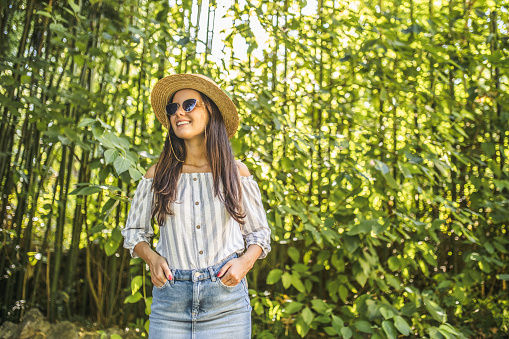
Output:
top-left (0, 309), bottom-right (139, 339)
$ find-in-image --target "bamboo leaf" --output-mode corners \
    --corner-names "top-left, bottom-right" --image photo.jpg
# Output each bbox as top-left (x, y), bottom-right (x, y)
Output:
top-left (105, 237), bottom-right (120, 256)
top-left (310, 299), bottom-right (331, 314)
top-left (266, 269), bottom-right (283, 285)
top-left (288, 247), bottom-right (300, 263)
top-left (281, 272), bottom-right (292, 289)
top-left (114, 156), bottom-right (131, 175)
top-left (331, 315), bottom-right (344, 332)
top-left (35, 10), bottom-right (52, 18)
top-left (104, 149), bottom-right (119, 164)
top-left (291, 274), bottom-right (306, 293)
top-left (68, 186), bottom-right (101, 195)
top-left (382, 320), bottom-right (397, 339)
top-left (295, 316), bottom-right (310, 337)
top-left (393, 316), bottom-right (411, 335)
top-left (302, 307), bottom-right (314, 325)
top-left (340, 326), bottom-right (352, 339)
top-left (124, 292), bottom-right (143, 303)
top-left (131, 276), bottom-right (143, 294)
top-left (424, 297), bottom-right (447, 323)
top-left (284, 301), bottom-right (303, 314)
top-left (68, 0), bottom-right (80, 13)
top-left (354, 320), bottom-right (374, 333)
top-left (129, 167), bottom-right (142, 181)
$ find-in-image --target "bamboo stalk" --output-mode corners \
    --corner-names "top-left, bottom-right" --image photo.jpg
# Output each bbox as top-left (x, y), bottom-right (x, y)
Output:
top-left (49, 144), bottom-right (67, 322)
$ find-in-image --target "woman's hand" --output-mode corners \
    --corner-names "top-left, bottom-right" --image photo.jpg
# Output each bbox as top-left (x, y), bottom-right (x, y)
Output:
top-left (217, 256), bottom-right (253, 287)
top-left (217, 245), bottom-right (263, 286)
top-left (133, 242), bottom-right (172, 288)
top-left (148, 254), bottom-right (172, 288)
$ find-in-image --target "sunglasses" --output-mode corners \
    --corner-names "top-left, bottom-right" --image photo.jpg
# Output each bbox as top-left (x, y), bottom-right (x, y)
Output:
top-left (165, 98), bottom-right (204, 117)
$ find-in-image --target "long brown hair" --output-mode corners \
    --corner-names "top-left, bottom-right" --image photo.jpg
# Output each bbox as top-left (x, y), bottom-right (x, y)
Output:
top-left (150, 91), bottom-right (246, 228)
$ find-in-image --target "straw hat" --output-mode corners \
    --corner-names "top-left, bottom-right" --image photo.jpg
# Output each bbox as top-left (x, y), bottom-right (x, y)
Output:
top-left (150, 73), bottom-right (239, 139)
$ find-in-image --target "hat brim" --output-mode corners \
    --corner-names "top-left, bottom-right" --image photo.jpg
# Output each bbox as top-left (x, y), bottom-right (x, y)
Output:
top-left (150, 73), bottom-right (239, 139)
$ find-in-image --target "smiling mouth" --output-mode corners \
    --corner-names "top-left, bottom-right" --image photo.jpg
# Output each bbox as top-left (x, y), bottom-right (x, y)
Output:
top-left (177, 121), bottom-right (191, 127)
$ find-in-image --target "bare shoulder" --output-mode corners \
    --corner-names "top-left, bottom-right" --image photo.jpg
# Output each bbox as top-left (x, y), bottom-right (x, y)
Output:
top-left (235, 159), bottom-right (251, 177)
top-left (145, 163), bottom-right (158, 179)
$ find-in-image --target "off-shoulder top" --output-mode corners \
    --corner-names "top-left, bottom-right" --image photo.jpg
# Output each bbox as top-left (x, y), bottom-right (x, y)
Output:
top-left (120, 172), bottom-right (272, 269)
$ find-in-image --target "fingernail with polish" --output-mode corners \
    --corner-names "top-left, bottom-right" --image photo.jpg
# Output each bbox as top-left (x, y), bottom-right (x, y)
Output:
top-left (217, 272), bottom-right (221, 277)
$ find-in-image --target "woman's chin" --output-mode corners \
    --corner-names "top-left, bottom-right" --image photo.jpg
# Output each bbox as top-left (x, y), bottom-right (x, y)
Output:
top-left (175, 131), bottom-right (204, 140)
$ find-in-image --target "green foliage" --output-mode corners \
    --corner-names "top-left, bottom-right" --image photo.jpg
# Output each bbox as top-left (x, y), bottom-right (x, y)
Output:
top-left (123, 292), bottom-right (143, 304)
top-left (0, 0), bottom-right (508, 337)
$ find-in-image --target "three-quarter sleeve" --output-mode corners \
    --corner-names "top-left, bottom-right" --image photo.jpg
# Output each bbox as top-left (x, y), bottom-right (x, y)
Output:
top-left (240, 175), bottom-right (272, 260)
top-left (121, 176), bottom-right (155, 258)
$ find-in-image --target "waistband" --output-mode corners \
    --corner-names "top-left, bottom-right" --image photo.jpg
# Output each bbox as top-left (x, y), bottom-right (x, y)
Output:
top-left (169, 252), bottom-right (238, 283)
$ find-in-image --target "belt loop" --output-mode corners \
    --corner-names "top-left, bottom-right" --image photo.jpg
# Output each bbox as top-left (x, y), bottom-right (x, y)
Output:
top-left (170, 268), bottom-right (176, 284)
top-left (208, 267), bottom-right (216, 282)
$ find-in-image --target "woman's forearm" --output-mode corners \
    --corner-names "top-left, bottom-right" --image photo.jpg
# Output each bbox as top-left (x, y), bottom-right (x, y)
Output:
top-left (133, 241), bottom-right (159, 265)
top-left (240, 244), bottom-right (263, 268)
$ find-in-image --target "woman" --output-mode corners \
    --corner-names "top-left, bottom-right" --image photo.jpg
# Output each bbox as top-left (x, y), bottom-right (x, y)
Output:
top-left (120, 73), bottom-right (272, 338)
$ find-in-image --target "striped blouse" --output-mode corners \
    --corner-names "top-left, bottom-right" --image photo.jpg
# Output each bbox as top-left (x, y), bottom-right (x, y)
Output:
top-left (120, 172), bottom-right (272, 270)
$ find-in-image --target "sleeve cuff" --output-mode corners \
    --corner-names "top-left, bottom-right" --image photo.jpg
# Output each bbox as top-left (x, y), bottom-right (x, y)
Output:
top-left (245, 240), bottom-right (271, 260)
top-left (124, 238), bottom-right (151, 259)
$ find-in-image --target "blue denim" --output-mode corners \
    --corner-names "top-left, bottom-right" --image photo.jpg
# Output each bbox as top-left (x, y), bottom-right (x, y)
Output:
top-left (149, 252), bottom-right (252, 339)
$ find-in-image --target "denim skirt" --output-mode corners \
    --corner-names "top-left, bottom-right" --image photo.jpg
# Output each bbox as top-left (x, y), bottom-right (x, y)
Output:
top-left (148, 252), bottom-right (252, 339)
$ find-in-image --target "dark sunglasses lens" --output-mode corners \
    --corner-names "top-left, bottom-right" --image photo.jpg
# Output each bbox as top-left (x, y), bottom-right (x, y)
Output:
top-left (182, 99), bottom-right (197, 112)
top-left (166, 103), bottom-right (178, 116)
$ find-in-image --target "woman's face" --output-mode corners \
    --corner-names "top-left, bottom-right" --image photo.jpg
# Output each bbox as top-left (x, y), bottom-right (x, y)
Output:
top-left (170, 89), bottom-right (209, 140)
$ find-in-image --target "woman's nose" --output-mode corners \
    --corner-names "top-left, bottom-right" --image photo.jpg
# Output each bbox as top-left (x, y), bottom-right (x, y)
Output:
top-left (176, 105), bottom-right (187, 116)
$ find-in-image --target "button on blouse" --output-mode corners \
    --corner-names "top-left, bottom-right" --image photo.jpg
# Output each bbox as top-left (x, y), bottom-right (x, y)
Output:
top-left (121, 172), bottom-right (272, 270)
